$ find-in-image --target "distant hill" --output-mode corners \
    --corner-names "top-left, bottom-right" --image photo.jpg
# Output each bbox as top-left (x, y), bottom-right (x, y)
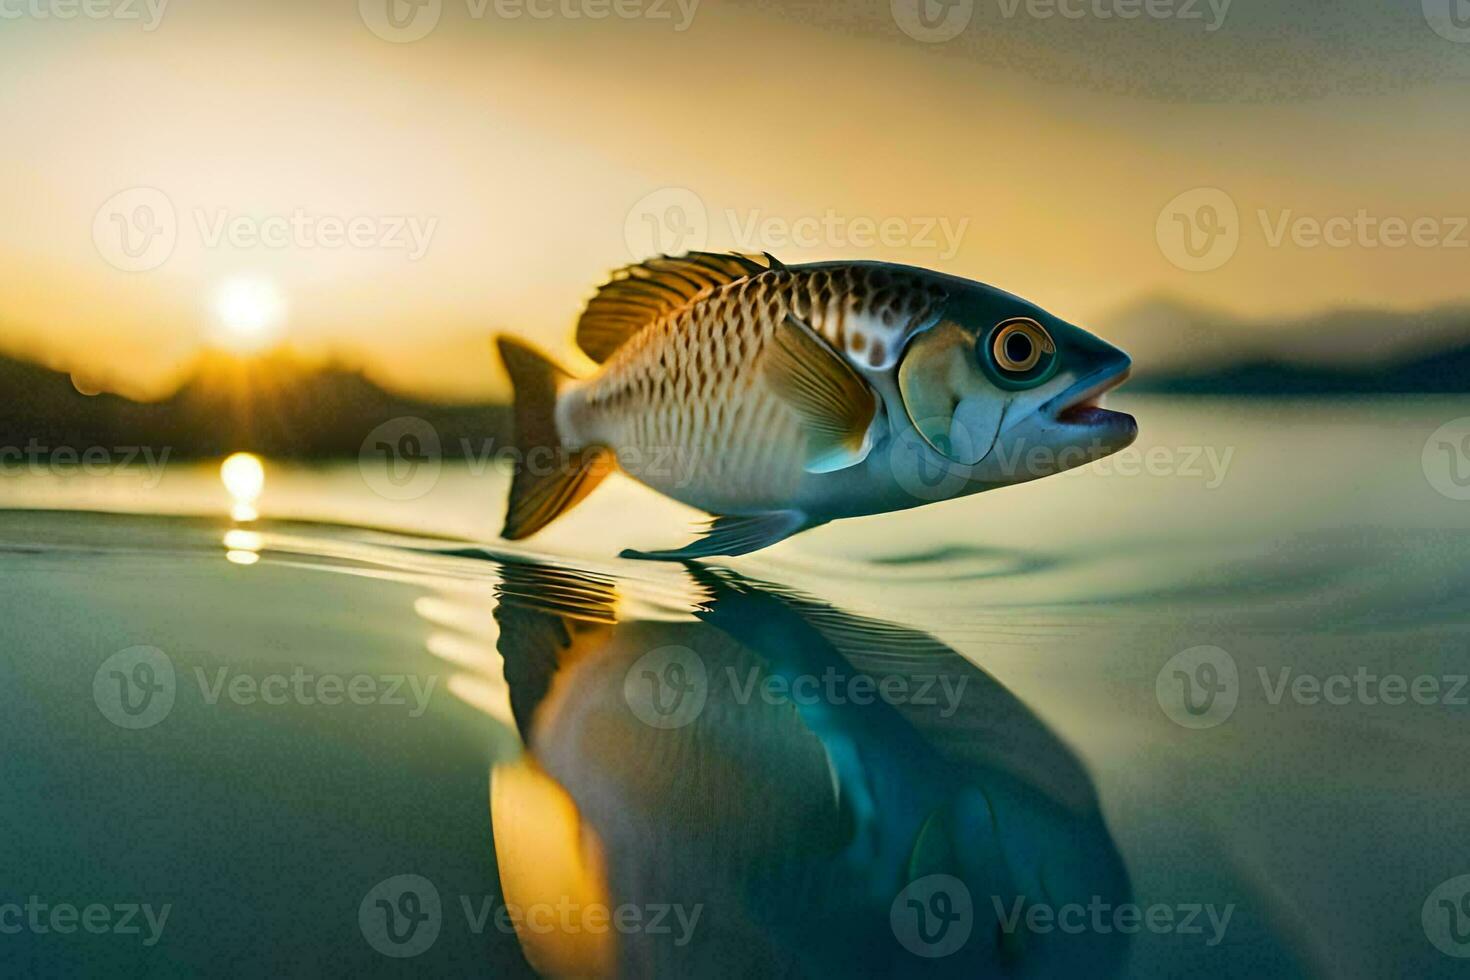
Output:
top-left (0, 351), bottom-right (511, 459)
top-left (5, 294), bottom-right (1470, 461)
top-left (1100, 298), bottom-right (1470, 395)
top-left (1128, 343), bottom-right (1470, 395)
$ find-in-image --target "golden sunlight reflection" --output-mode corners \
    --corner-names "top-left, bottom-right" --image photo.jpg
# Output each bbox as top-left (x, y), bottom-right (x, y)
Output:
top-left (220, 452), bottom-right (265, 522)
top-left (415, 594), bottom-right (517, 729)
top-left (491, 758), bottom-right (615, 977)
top-left (223, 528), bottom-right (262, 566)
top-left (210, 278), bottom-right (286, 354)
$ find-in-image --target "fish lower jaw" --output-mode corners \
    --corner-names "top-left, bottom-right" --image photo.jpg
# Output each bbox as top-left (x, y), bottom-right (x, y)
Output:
top-left (1050, 367), bottom-right (1135, 437)
top-left (1055, 395), bottom-right (1135, 432)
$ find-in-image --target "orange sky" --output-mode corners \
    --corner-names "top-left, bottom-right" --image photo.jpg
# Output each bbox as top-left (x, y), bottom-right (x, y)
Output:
top-left (2, 0), bottom-right (1467, 401)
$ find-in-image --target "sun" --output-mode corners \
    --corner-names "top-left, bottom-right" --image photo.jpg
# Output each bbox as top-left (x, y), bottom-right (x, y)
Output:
top-left (209, 277), bottom-right (285, 354)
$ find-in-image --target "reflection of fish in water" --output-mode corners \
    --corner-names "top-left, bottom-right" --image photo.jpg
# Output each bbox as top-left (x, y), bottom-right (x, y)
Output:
top-left (486, 560), bottom-right (1130, 977)
top-left (495, 252), bottom-right (1135, 560)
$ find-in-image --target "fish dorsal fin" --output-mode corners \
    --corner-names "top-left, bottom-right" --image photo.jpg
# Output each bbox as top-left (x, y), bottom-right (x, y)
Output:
top-left (575, 251), bottom-right (780, 363)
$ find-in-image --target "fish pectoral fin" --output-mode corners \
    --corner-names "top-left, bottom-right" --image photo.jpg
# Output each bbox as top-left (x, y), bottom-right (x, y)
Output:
top-left (764, 314), bottom-right (878, 474)
top-left (619, 510), bottom-right (809, 562)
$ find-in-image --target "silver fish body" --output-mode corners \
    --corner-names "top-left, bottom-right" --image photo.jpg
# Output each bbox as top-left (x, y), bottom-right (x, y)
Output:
top-left (496, 253), bottom-right (1136, 559)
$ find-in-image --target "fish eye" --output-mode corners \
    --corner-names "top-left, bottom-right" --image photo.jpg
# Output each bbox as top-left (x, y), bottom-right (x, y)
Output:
top-left (987, 318), bottom-right (1056, 379)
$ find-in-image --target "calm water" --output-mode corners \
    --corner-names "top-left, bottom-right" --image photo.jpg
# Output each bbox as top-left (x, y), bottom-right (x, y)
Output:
top-left (2, 396), bottom-right (1468, 978)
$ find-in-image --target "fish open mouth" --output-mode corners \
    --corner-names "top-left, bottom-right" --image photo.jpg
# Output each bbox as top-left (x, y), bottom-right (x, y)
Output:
top-left (1051, 366), bottom-right (1136, 432)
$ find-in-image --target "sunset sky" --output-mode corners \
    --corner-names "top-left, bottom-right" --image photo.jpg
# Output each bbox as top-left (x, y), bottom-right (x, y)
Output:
top-left (2, 0), bottom-right (1467, 401)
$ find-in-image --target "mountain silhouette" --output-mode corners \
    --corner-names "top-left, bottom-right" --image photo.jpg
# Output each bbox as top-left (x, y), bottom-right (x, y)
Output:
top-left (1, 350), bottom-right (510, 458)
top-left (1099, 297), bottom-right (1470, 394)
top-left (5, 295), bottom-right (1470, 461)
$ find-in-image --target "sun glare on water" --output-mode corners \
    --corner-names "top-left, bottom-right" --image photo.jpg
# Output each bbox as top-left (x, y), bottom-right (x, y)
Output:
top-left (210, 278), bottom-right (285, 354)
top-left (220, 451), bottom-right (265, 523)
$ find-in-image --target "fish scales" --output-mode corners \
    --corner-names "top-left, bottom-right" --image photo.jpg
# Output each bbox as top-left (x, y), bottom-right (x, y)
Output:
top-left (571, 268), bottom-right (938, 508)
top-left (495, 252), bottom-right (1137, 558)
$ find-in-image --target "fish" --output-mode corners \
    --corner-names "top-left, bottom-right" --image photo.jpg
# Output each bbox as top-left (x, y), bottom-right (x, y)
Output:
top-left (495, 251), bottom-right (1137, 560)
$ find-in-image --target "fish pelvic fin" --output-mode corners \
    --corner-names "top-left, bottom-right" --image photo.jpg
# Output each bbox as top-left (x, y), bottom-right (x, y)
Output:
top-left (496, 337), bottom-right (614, 540)
top-left (620, 510), bottom-right (811, 562)
top-left (765, 313), bottom-right (878, 473)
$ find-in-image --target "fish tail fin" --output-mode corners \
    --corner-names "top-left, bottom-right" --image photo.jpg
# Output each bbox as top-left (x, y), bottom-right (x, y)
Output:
top-left (495, 337), bottom-right (612, 540)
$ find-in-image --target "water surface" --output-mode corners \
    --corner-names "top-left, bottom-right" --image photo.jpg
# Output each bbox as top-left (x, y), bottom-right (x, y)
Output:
top-left (2, 396), bottom-right (1468, 977)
